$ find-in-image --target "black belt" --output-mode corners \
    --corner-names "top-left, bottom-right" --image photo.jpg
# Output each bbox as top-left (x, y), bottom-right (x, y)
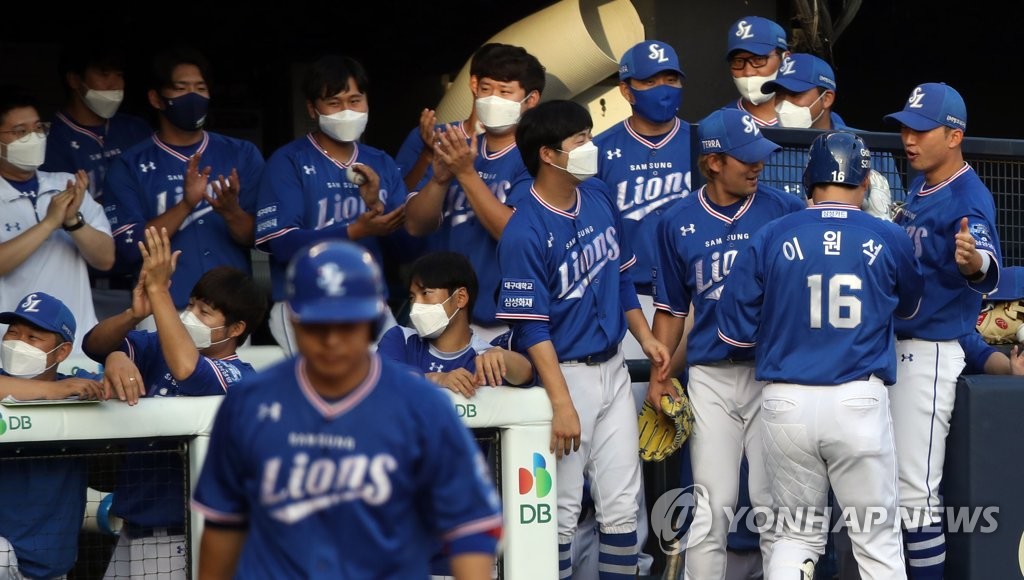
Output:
top-left (123, 522), bottom-right (186, 539)
top-left (634, 282), bottom-right (654, 296)
top-left (561, 346), bottom-right (618, 365)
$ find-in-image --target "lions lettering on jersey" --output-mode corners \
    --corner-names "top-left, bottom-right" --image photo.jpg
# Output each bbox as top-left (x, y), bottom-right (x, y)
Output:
top-left (558, 226), bottom-right (621, 300)
top-left (261, 452), bottom-right (397, 523)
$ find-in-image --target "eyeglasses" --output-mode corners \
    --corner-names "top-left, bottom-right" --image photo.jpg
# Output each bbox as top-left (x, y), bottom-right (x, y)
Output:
top-left (729, 54), bottom-right (774, 71)
top-left (0, 122), bottom-right (51, 141)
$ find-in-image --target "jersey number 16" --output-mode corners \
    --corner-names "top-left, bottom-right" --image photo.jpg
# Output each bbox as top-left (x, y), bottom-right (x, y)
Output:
top-left (807, 273), bottom-right (862, 329)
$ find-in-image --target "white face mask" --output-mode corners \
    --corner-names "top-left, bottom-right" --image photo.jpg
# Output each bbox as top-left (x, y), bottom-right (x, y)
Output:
top-left (2, 132), bottom-right (47, 171)
top-left (475, 94), bottom-right (527, 133)
top-left (179, 310), bottom-right (228, 349)
top-left (551, 141), bottom-right (599, 182)
top-left (318, 109), bottom-right (368, 143)
top-left (1, 340), bottom-right (61, 378)
top-left (734, 74), bottom-right (777, 105)
top-left (83, 88), bottom-right (124, 119)
top-left (775, 93), bottom-right (827, 129)
top-left (409, 294), bottom-right (459, 339)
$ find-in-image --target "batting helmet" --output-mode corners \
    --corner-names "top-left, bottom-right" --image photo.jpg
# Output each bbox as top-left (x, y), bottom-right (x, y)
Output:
top-left (285, 240), bottom-right (387, 331)
top-left (802, 131), bottom-right (871, 196)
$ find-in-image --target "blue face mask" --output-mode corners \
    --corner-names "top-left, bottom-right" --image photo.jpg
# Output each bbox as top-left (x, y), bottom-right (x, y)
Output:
top-left (629, 84), bottom-right (682, 124)
top-left (160, 91), bottom-right (209, 131)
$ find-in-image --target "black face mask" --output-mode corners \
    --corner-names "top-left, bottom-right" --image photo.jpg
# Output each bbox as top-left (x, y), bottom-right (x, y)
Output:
top-left (160, 92), bottom-right (209, 131)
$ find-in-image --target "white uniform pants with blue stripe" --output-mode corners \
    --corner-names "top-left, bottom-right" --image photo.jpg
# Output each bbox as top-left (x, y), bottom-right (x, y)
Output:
top-left (683, 362), bottom-right (773, 580)
top-left (556, 350), bottom-right (641, 577)
top-left (891, 339), bottom-right (964, 527)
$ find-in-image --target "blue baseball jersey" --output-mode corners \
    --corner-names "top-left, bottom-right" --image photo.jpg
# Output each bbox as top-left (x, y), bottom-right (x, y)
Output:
top-left (959, 332), bottom-right (996, 375)
top-left (377, 326), bottom-right (494, 375)
top-left (494, 180), bottom-right (640, 360)
top-left (893, 164), bottom-right (1002, 340)
top-left (410, 135), bottom-right (531, 326)
top-left (82, 329), bottom-right (255, 529)
top-left (192, 354), bottom-right (502, 579)
top-left (716, 202), bottom-right (923, 385)
top-left (594, 118), bottom-right (693, 290)
top-left (653, 184), bottom-right (805, 365)
top-left (42, 111), bottom-right (152, 201)
top-left (0, 370), bottom-right (98, 579)
top-left (255, 136), bottom-right (406, 302)
top-left (104, 132), bottom-right (264, 308)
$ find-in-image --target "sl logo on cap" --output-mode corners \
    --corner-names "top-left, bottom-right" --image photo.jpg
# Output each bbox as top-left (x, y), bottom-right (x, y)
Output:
top-left (317, 264), bottom-right (346, 297)
top-left (736, 20), bottom-right (754, 39)
top-left (647, 43), bottom-right (669, 63)
top-left (908, 87), bottom-right (927, 108)
top-left (20, 294), bottom-right (41, 313)
top-left (780, 57), bottom-right (797, 76)
top-left (742, 115), bottom-right (760, 135)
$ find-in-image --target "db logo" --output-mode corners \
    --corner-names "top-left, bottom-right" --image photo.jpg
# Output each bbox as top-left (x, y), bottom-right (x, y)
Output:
top-left (0, 413), bottom-right (32, 435)
top-left (455, 404), bottom-right (477, 418)
top-left (650, 485), bottom-right (711, 554)
top-left (518, 453), bottom-right (553, 524)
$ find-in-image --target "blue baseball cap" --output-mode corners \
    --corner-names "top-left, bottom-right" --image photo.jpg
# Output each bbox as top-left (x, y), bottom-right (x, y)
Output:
top-left (697, 108), bottom-right (781, 163)
top-left (0, 292), bottom-right (76, 343)
top-left (619, 40), bottom-right (685, 81)
top-left (726, 16), bottom-right (788, 57)
top-left (884, 82), bottom-right (967, 132)
top-left (986, 266), bottom-right (1024, 302)
top-left (761, 53), bottom-right (836, 94)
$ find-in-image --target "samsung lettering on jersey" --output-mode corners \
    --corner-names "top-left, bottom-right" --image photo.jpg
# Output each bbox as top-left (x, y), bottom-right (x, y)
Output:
top-left (558, 226), bottom-right (621, 300)
top-left (261, 452), bottom-right (398, 523)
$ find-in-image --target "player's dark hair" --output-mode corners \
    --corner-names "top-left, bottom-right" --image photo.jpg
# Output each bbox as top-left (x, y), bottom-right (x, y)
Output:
top-left (408, 252), bottom-right (479, 319)
top-left (303, 55), bottom-right (370, 103)
top-left (516, 100), bottom-right (593, 177)
top-left (472, 44), bottom-right (546, 96)
top-left (149, 45), bottom-right (212, 91)
top-left (190, 267), bottom-right (268, 345)
top-left (59, 39), bottom-right (128, 79)
top-left (0, 86), bottom-right (39, 124)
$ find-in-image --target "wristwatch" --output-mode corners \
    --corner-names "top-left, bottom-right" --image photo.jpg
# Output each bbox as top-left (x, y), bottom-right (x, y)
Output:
top-left (62, 211), bottom-right (85, 232)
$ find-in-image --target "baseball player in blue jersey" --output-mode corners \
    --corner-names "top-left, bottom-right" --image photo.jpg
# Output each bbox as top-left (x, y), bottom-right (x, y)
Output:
top-left (378, 251), bottom-right (533, 395)
top-left (717, 131), bottom-right (923, 580)
top-left (882, 82), bottom-right (1002, 580)
top-left (394, 43), bottom-right (512, 191)
top-left (83, 227), bottom-right (266, 579)
top-left (405, 44), bottom-right (545, 341)
top-left (103, 46), bottom-right (264, 318)
top-left (256, 54), bottom-right (406, 355)
top-left (43, 41), bottom-right (152, 201)
top-left (495, 100), bottom-right (669, 580)
top-left (722, 16), bottom-right (790, 127)
top-left (647, 107), bottom-right (805, 580)
top-left (192, 240), bottom-right (502, 579)
top-left (42, 41), bottom-right (155, 319)
top-left (594, 39), bottom-right (692, 361)
top-left (757, 52), bottom-right (903, 214)
top-left (0, 293), bottom-right (104, 580)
